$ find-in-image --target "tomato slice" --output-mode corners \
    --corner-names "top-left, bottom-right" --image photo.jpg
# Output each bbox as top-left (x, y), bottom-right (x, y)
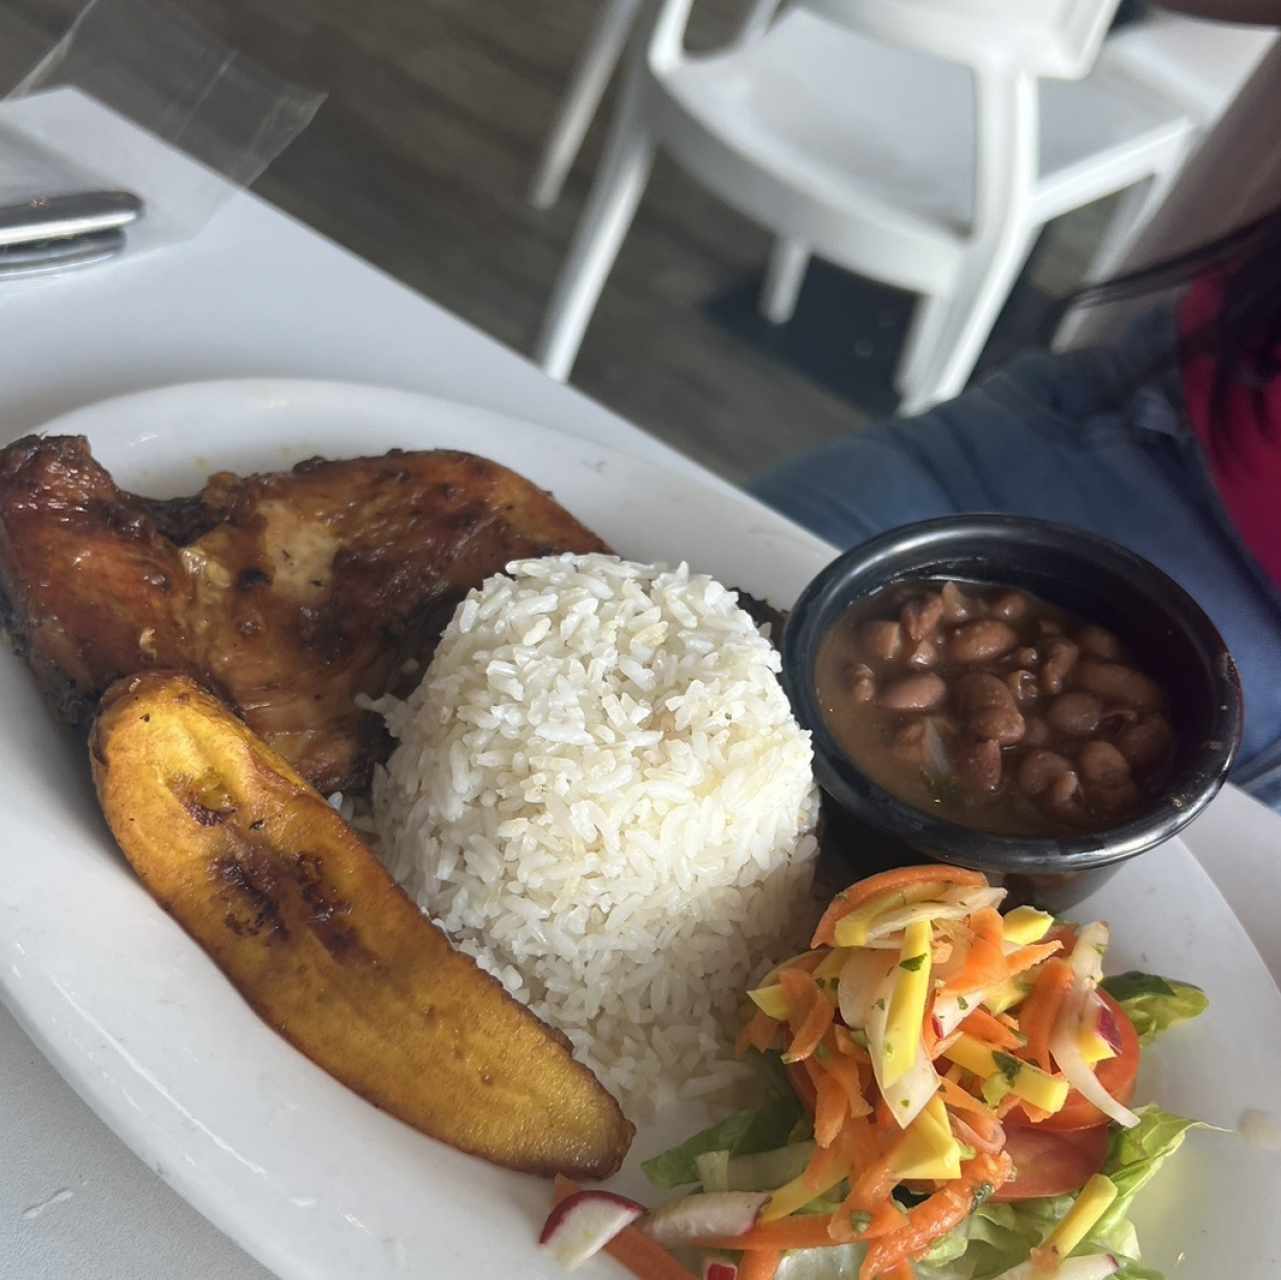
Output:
top-left (992, 1125), bottom-right (1111, 1201)
top-left (1008, 991), bottom-right (1140, 1131)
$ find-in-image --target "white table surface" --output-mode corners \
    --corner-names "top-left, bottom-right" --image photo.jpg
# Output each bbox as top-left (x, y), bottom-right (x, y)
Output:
top-left (1, 92), bottom-right (1277, 1280)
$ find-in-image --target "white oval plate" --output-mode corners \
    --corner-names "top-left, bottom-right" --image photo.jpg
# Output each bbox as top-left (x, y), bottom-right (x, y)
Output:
top-left (1, 379), bottom-right (1279, 1280)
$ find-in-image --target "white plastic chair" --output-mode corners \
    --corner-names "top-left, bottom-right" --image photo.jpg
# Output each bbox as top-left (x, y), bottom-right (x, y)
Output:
top-left (1069, 11), bottom-right (1277, 285)
top-left (534, 0), bottom-right (1198, 413)
top-left (529, 0), bottom-right (780, 209)
top-left (528, 0), bottom-right (648, 209)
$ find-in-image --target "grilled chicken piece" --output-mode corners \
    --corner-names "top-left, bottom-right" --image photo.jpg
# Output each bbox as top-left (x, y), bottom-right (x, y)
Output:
top-left (0, 436), bottom-right (607, 793)
top-left (92, 672), bottom-right (634, 1177)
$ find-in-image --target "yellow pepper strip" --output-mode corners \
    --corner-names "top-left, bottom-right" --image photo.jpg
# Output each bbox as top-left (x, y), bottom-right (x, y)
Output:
top-left (941, 1034), bottom-right (1069, 1114)
top-left (1002, 905), bottom-right (1055, 946)
top-left (881, 918), bottom-right (933, 1088)
top-left (761, 1127), bottom-right (857, 1221)
top-left (748, 984), bottom-right (791, 1020)
top-left (834, 883), bottom-right (944, 947)
top-left (1039, 1174), bottom-right (1119, 1262)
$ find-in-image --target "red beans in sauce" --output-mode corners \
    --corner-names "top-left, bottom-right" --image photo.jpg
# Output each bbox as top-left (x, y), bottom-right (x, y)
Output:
top-left (814, 580), bottom-right (1176, 837)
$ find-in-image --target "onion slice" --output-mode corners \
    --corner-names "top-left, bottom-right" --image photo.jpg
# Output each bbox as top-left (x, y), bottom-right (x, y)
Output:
top-left (865, 965), bottom-right (940, 1128)
top-left (1050, 986), bottom-right (1140, 1129)
top-left (1069, 922), bottom-right (1110, 983)
top-left (838, 949), bottom-right (897, 1029)
top-left (1048, 920), bottom-right (1138, 1128)
top-left (941, 885), bottom-right (1008, 913)
top-left (933, 990), bottom-right (981, 1038)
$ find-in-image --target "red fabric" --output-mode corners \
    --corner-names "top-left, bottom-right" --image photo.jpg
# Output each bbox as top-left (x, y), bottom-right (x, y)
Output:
top-left (1180, 274), bottom-right (1281, 590)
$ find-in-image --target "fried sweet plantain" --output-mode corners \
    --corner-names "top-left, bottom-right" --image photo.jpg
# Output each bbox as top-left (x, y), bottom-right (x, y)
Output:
top-left (91, 672), bottom-right (633, 1179)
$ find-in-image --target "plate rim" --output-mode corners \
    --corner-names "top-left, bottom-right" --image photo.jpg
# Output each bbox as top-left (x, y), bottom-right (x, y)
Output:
top-left (4, 378), bottom-right (1281, 1280)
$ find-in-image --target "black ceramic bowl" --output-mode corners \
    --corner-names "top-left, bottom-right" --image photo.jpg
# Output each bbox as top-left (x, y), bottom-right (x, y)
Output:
top-left (782, 515), bottom-right (1243, 910)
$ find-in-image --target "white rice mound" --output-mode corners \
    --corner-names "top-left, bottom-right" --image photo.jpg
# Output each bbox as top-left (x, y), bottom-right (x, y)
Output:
top-left (370, 553), bottom-right (820, 1113)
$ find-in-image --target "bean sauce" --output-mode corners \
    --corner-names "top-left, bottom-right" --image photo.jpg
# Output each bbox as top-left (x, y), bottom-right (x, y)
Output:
top-left (815, 580), bottom-right (1176, 837)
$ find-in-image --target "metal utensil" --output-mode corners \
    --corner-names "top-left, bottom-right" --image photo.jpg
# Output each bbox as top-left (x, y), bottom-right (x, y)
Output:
top-left (0, 190), bottom-right (142, 247)
top-left (0, 227), bottom-right (127, 277)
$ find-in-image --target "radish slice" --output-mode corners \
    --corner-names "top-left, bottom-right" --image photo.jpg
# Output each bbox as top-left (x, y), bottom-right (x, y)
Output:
top-left (865, 965), bottom-right (939, 1127)
top-left (1089, 992), bottom-right (1123, 1056)
top-left (704, 1261), bottom-right (739, 1280)
top-left (838, 949), bottom-right (897, 1029)
top-left (992, 1253), bottom-right (1120, 1280)
top-left (1051, 986), bottom-right (1140, 1129)
top-left (539, 1190), bottom-right (646, 1270)
top-left (643, 1191), bottom-right (769, 1246)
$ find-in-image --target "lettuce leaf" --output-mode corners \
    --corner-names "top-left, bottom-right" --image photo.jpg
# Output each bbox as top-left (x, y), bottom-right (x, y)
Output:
top-left (909, 1107), bottom-right (1207, 1280)
top-left (1093, 1105), bottom-right (1209, 1243)
top-left (1101, 971), bottom-right (1209, 1045)
top-left (640, 1055), bottom-right (799, 1183)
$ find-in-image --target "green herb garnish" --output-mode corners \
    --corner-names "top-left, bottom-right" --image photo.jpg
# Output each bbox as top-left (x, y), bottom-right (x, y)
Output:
top-left (992, 1051), bottom-right (1022, 1084)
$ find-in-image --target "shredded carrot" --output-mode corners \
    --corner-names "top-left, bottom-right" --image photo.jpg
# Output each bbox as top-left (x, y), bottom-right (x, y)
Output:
top-left (739, 1249), bottom-right (782, 1280)
top-left (820, 1048), bottom-right (872, 1118)
top-left (811, 1120), bottom-right (865, 1193)
top-left (874, 1097), bottom-right (897, 1132)
top-left (828, 1191), bottom-right (908, 1244)
top-left (847, 1126), bottom-right (909, 1212)
top-left (1018, 956), bottom-right (1074, 1072)
top-left (939, 907), bottom-right (1006, 996)
top-left (737, 1007), bottom-right (780, 1057)
top-left (956, 1104), bottom-right (1001, 1147)
top-left (939, 1075), bottom-right (988, 1116)
top-left (695, 1213), bottom-right (840, 1251)
top-left (801, 1150), bottom-right (842, 1196)
top-left (809, 1058), bottom-right (850, 1147)
top-left (995, 1093), bottom-right (1022, 1119)
top-left (553, 1178), bottom-right (695, 1280)
top-left (959, 1007), bottom-right (1023, 1050)
top-left (811, 865), bottom-right (988, 947)
top-left (1006, 939), bottom-right (1063, 977)
top-left (858, 1152), bottom-right (1012, 1279)
top-left (865, 1197), bottom-right (909, 1238)
top-left (787, 1061), bottom-right (817, 1115)
top-left (886, 1262), bottom-right (915, 1280)
top-left (833, 1024), bottom-right (871, 1063)
top-left (780, 968), bottom-right (835, 1063)
top-left (921, 1005), bottom-right (939, 1057)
